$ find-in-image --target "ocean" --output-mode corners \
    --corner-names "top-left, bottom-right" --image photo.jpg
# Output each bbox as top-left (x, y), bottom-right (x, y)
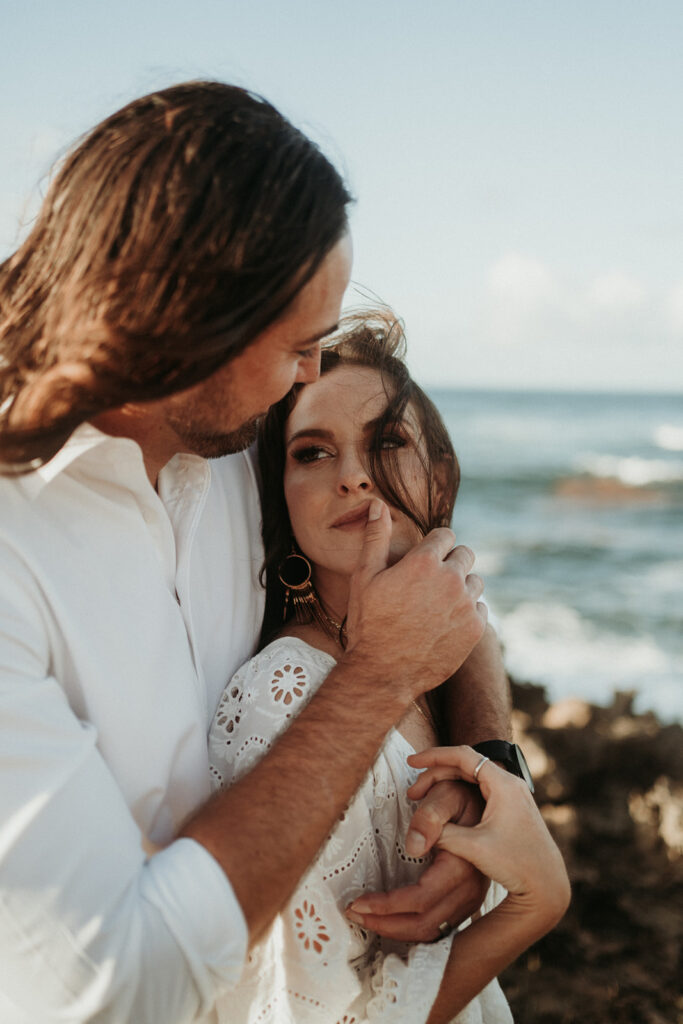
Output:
top-left (430, 389), bottom-right (683, 724)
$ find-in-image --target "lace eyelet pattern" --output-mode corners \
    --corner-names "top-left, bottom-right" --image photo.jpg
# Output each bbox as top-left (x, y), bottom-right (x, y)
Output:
top-left (209, 637), bottom-right (513, 1023)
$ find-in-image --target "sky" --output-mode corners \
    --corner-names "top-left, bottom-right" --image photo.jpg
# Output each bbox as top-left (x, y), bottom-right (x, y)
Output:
top-left (2, 0), bottom-right (682, 391)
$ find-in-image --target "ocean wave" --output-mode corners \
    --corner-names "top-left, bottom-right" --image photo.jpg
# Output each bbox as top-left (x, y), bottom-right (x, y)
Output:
top-left (654, 424), bottom-right (683, 451)
top-left (471, 549), bottom-right (506, 576)
top-left (573, 452), bottom-right (683, 486)
top-left (643, 560), bottom-right (683, 594)
top-left (496, 601), bottom-right (683, 722)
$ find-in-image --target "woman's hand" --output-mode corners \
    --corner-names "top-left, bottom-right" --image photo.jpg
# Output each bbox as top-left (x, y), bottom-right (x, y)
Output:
top-left (407, 745), bottom-right (571, 927)
top-left (345, 779), bottom-right (489, 940)
top-left (409, 747), bottom-right (570, 1024)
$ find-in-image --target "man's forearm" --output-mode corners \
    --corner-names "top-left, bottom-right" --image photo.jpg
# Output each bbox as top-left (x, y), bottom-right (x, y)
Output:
top-left (181, 657), bottom-right (408, 943)
top-left (444, 625), bottom-right (512, 744)
top-left (183, 513), bottom-right (488, 945)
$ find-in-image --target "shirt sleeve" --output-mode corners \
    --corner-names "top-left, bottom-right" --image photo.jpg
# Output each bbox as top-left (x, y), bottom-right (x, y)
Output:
top-left (0, 540), bottom-right (247, 1024)
top-left (208, 640), bottom-right (477, 1024)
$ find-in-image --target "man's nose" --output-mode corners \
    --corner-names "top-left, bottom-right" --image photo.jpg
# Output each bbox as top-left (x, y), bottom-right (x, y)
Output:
top-left (294, 344), bottom-right (322, 384)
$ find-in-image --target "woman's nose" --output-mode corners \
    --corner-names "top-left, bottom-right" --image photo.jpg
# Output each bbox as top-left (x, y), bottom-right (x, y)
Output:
top-left (337, 453), bottom-right (373, 494)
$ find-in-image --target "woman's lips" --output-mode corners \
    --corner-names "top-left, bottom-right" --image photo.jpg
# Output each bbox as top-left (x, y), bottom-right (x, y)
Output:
top-left (331, 502), bottom-right (371, 529)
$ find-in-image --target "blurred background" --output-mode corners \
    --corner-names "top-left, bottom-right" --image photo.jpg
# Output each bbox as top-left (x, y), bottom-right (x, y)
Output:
top-left (2, 2), bottom-right (681, 1019)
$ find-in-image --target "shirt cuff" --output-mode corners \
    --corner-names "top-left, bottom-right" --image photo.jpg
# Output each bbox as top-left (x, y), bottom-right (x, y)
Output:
top-left (141, 837), bottom-right (248, 1004)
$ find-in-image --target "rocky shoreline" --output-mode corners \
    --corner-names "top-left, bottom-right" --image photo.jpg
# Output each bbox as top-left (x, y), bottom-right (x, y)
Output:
top-left (500, 679), bottom-right (682, 1024)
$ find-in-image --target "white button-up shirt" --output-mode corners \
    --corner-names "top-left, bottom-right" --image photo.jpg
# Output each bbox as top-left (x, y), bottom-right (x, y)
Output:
top-left (0, 424), bottom-right (265, 1023)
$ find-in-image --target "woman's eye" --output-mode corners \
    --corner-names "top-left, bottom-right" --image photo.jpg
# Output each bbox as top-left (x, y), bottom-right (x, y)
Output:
top-left (379, 433), bottom-right (407, 450)
top-left (291, 445), bottom-right (331, 464)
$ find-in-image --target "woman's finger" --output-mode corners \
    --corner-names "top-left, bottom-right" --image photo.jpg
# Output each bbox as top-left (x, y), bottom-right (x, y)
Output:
top-left (408, 745), bottom-right (504, 792)
top-left (407, 764), bottom-right (467, 800)
top-left (405, 780), bottom-right (483, 857)
top-left (345, 850), bottom-right (488, 942)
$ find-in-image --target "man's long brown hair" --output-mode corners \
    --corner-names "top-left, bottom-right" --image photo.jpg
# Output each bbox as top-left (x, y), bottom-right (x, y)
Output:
top-left (0, 81), bottom-right (350, 472)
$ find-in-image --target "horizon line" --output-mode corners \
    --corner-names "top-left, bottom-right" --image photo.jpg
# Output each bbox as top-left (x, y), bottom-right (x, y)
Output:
top-left (423, 383), bottom-right (683, 398)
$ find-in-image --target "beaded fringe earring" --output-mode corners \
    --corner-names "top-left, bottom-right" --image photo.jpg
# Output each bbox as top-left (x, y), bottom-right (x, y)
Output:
top-left (277, 549), bottom-right (346, 645)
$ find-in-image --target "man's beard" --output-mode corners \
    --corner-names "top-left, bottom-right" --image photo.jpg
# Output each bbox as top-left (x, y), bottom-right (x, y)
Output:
top-left (169, 415), bottom-right (263, 459)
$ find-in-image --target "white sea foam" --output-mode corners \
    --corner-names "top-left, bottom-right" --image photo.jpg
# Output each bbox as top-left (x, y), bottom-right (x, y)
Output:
top-left (644, 560), bottom-right (683, 594)
top-left (496, 601), bottom-right (683, 722)
top-left (574, 452), bottom-right (683, 486)
top-left (654, 424), bottom-right (683, 451)
top-left (472, 549), bottom-right (506, 577)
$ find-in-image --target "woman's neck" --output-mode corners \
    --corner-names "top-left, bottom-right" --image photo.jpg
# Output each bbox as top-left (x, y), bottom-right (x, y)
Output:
top-left (276, 566), bottom-right (350, 658)
top-left (311, 567), bottom-right (350, 628)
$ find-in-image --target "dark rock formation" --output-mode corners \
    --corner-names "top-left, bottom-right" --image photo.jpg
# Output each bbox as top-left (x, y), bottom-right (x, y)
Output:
top-left (500, 680), bottom-right (683, 1024)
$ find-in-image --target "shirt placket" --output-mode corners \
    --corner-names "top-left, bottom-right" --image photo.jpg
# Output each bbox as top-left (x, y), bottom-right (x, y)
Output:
top-left (158, 457), bottom-right (212, 725)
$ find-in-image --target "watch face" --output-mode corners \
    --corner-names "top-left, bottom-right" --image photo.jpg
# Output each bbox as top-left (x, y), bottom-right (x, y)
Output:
top-left (513, 744), bottom-right (535, 794)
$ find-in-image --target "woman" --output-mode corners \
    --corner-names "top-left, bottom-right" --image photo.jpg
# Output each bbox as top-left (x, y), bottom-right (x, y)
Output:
top-left (208, 311), bottom-right (570, 1023)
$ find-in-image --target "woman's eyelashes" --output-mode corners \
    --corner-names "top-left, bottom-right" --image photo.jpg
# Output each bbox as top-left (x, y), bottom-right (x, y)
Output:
top-left (290, 431), bottom-right (409, 465)
top-left (291, 444), bottom-right (332, 464)
top-left (378, 431), bottom-right (407, 450)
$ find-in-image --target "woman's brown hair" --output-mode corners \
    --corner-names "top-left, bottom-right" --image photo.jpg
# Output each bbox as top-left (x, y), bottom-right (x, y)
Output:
top-left (0, 81), bottom-right (350, 471)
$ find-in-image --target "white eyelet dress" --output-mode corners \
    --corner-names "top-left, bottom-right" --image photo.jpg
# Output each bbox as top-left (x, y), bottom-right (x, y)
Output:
top-left (208, 637), bottom-right (513, 1024)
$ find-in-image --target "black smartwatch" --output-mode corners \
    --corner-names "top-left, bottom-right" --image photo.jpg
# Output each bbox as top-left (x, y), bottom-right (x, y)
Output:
top-left (472, 741), bottom-right (535, 794)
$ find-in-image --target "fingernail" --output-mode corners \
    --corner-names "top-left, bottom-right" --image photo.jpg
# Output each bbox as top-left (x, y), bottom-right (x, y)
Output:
top-left (345, 909), bottom-right (365, 925)
top-left (406, 830), bottom-right (426, 856)
top-left (349, 899), bottom-right (372, 914)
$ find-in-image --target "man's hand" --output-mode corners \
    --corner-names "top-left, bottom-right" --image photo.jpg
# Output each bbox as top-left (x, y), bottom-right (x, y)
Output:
top-left (343, 499), bottom-right (488, 701)
top-left (345, 779), bottom-right (488, 941)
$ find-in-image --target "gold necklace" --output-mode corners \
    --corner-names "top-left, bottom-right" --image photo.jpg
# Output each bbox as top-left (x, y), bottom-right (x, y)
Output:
top-left (412, 698), bottom-right (437, 733)
top-left (315, 601), bottom-right (347, 647)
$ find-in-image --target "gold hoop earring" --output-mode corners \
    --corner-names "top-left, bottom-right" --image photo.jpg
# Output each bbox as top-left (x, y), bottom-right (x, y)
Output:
top-left (277, 549), bottom-right (346, 645)
top-left (278, 551), bottom-right (314, 624)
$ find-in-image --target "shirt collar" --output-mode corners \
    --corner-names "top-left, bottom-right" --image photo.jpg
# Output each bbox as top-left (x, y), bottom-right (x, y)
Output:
top-left (18, 423), bottom-right (136, 499)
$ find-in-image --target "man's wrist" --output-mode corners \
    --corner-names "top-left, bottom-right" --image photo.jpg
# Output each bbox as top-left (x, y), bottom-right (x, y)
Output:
top-left (472, 741), bottom-right (534, 793)
top-left (337, 649), bottom-right (413, 716)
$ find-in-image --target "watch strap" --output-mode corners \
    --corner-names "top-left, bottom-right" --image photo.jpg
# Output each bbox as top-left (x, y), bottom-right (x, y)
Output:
top-left (472, 740), bottom-right (535, 794)
top-left (472, 740), bottom-right (517, 769)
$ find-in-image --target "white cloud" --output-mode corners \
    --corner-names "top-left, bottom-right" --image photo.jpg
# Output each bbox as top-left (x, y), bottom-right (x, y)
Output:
top-left (482, 252), bottom-right (567, 349)
top-left (666, 281), bottom-right (683, 337)
top-left (482, 252), bottom-right (663, 348)
top-left (487, 252), bottom-right (558, 314)
top-left (414, 252), bottom-right (683, 390)
top-left (588, 271), bottom-right (647, 313)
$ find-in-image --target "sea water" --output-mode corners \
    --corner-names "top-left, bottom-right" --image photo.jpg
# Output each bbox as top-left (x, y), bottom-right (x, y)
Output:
top-left (431, 389), bottom-right (683, 723)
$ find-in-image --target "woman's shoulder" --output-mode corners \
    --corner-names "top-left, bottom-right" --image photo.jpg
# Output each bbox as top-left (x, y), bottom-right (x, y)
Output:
top-left (224, 633), bottom-right (338, 701)
top-left (257, 630), bottom-right (338, 670)
top-left (208, 635), bottom-right (338, 787)
top-left (274, 621), bottom-right (341, 660)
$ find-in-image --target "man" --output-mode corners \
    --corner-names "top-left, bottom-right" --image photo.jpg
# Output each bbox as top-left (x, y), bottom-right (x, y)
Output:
top-left (0, 82), bottom-right (510, 1022)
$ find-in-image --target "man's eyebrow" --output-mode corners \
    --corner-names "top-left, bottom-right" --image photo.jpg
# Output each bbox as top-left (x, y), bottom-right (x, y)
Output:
top-left (286, 427), bottom-right (334, 447)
